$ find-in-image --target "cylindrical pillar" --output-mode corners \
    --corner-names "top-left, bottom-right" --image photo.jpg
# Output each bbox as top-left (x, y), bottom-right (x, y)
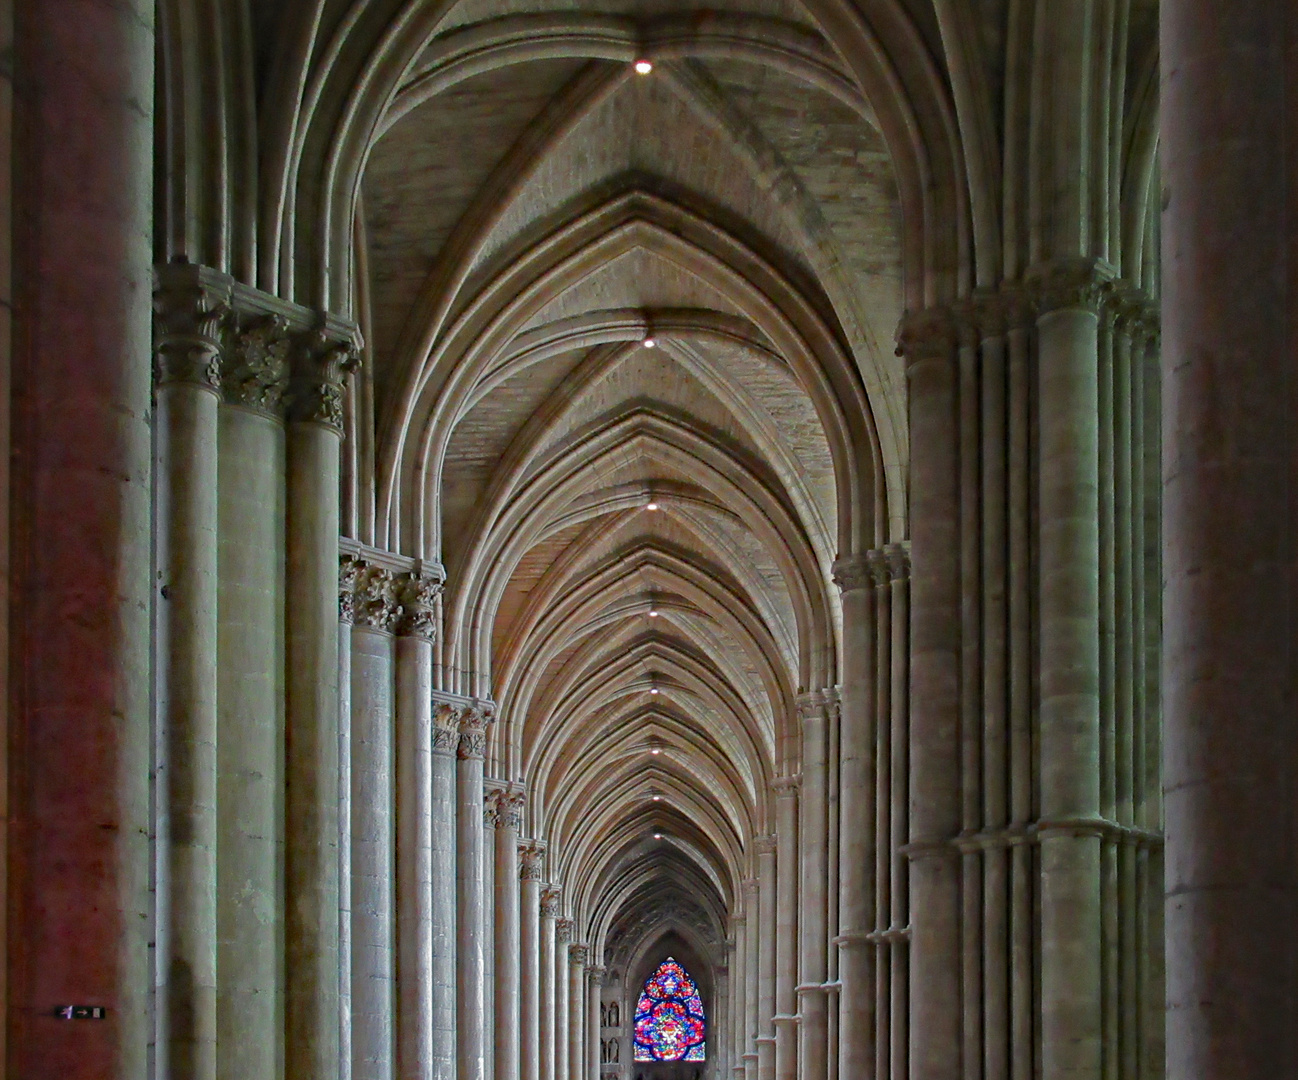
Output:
top-left (903, 321), bottom-right (962, 1080)
top-left (340, 560), bottom-right (357, 1080)
top-left (588, 967), bottom-right (605, 1080)
top-left (495, 789), bottom-right (524, 1080)
top-left (555, 923), bottom-right (574, 1080)
top-left (1162, 3), bottom-right (1298, 1076)
top-left (351, 569), bottom-right (399, 1080)
top-left (832, 556), bottom-right (876, 1080)
top-left (744, 879), bottom-right (760, 1080)
top-left (797, 693), bottom-right (831, 1080)
top-left (732, 916), bottom-right (747, 1078)
top-left (1034, 271), bottom-right (1104, 1080)
top-left (756, 839), bottom-right (777, 1080)
top-left (458, 707), bottom-right (491, 1080)
top-left (520, 845), bottom-right (545, 1080)
top-left (540, 889), bottom-right (562, 1080)
top-left (432, 705), bottom-right (460, 1080)
top-left (772, 778), bottom-right (799, 1080)
top-left (569, 945), bottom-right (589, 1080)
top-left (8, 6), bottom-right (153, 1074)
top-left (154, 266), bottom-right (222, 1080)
top-left (285, 333), bottom-right (354, 1080)
top-left (396, 578), bottom-right (440, 1080)
top-left (216, 331), bottom-right (289, 1080)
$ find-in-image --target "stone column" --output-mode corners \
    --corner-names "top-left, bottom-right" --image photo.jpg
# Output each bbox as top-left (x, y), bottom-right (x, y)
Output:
top-left (396, 575), bottom-right (442, 1080)
top-left (732, 915), bottom-right (747, 1079)
top-left (495, 789), bottom-right (525, 1080)
top-left (900, 314), bottom-right (961, 1080)
top-left (351, 565), bottom-right (399, 1080)
top-left (540, 889), bottom-right (563, 1080)
top-left (432, 705), bottom-right (461, 1080)
top-left (588, 966), bottom-right (605, 1080)
top-left (8, 5), bottom-right (153, 1074)
top-left (458, 707), bottom-right (491, 1080)
top-left (216, 313), bottom-right (291, 1080)
top-left (569, 945), bottom-right (589, 1080)
top-left (797, 693), bottom-right (833, 1080)
top-left (743, 878), bottom-right (760, 1080)
top-left (340, 558), bottom-right (359, 1080)
top-left (520, 845), bottom-right (546, 1080)
top-left (1162, 3), bottom-right (1298, 1077)
top-left (153, 264), bottom-right (224, 1080)
top-left (831, 555), bottom-right (876, 1080)
top-left (555, 922), bottom-right (574, 1080)
top-left (772, 778), bottom-right (799, 1080)
top-left (1032, 264), bottom-right (1107, 1080)
top-left (756, 838), bottom-right (777, 1080)
top-left (285, 327), bottom-right (357, 1080)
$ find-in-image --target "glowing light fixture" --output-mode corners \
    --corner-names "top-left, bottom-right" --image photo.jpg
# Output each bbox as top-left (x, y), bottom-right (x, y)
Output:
top-left (653, 833), bottom-right (663, 839)
top-left (649, 687), bottom-right (659, 695)
top-left (642, 336), bottom-right (656, 348)
top-left (646, 501), bottom-right (659, 511)
top-left (634, 59), bottom-right (654, 75)
top-left (648, 608), bottom-right (659, 618)
top-left (651, 747), bottom-right (662, 754)
top-left (653, 795), bottom-right (662, 801)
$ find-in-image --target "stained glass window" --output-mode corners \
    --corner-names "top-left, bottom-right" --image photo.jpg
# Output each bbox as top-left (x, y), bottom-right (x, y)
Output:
top-left (633, 957), bottom-right (706, 1061)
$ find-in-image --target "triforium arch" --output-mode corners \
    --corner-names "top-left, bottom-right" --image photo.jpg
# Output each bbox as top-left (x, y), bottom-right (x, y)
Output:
top-left (8, 4), bottom-right (1221, 1080)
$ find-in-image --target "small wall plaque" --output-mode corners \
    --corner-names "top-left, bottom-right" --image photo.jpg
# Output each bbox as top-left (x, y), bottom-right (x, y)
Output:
top-left (56, 1006), bottom-right (107, 1020)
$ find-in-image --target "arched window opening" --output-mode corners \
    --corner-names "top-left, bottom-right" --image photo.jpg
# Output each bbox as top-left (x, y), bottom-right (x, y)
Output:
top-left (633, 957), bottom-right (706, 1061)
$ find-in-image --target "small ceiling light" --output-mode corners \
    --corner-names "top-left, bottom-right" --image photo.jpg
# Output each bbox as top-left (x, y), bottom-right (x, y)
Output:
top-left (634, 59), bottom-right (654, 75)
top-left (651, 746), bottom-right (662, 753)
top-left (642, 336), bottom-right (656, 349)
top-left (653, 833), bottom-right (663, 839)
top-left (649, 687), bottom-right (659, 695)
top-left (646, 501), bottom-right (659, 511)
top-left (653, 795), bottom-right (662, 801)
top-left (648, 608), bottom-right (659, 618)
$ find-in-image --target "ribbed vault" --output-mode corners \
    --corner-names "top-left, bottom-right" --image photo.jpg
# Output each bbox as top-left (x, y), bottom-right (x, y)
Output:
top-left (342, 0), bottom-right (900, 1041)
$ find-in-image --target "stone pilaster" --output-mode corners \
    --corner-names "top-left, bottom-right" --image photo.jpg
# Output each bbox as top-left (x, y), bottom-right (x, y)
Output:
top-left (457, 705), bottom-right (492, 1080)
top-left (520, 844), bottom-right (546, 1080)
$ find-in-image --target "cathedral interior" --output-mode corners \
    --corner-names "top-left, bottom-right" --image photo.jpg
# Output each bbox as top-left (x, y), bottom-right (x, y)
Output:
top-left (3, 1), bottom-right (1296, 1079)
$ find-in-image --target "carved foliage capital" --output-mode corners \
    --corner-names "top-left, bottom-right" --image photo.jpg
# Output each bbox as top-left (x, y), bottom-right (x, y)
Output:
top-left (396, 573), bottom-right (442, 641)
top-left (225, 314), bottom-right (291, 414)
top-left (497, 789), bottom-right (525, 831)
top-left (569, 943), bottom-right (589, 965)
top-left (542, 887), bottom-right (563, 918)
top-left (458, 706), bottom-right (490, 760)
top-left (339, 555), bottom-right (364, 624)
top-left (519, 843), bottom-right (546, 881)
top-left (153, 264), bottom-right (230, 390)
top-left (433, 702), bottom-right (461, 755)
top-left (286, 326), bottom-right (361, 430)
top-left (353, 564), bottom-right (401, 633)
top-left (1026, 258), bottom-right (1117, 316)
top-left (884, 542), bottom-right (911, 582)
top-left (831, 554), bottom-right (872, 594)
top-left (556, 918), bottom-right (575, 943)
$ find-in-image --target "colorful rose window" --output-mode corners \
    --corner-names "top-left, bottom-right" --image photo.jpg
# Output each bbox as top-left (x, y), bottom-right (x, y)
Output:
top-left (633, 957), bottom-right (706, 1061)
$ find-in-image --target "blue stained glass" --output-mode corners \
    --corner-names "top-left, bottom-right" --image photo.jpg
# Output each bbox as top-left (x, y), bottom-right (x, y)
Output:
top-left (633, 958), bottom-right (707, 1062)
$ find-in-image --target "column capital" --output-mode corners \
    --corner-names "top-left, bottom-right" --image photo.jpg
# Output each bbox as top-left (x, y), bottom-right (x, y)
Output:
top-left (351, 562), bottom-right (401, 633)
top-left (752, 834), bottom-right (777, 856)
top-left (519, 841), bottom-right (546, 881)
top-left (153, 261), bottom-right (230, 391)
top-left (457, 703), bottom-right (492, 760)
top-left (224, 313), bottom-right (291, 415)
top-left (484, 789), bottom-right (502, 828)
top-left (286, 323), bottom-right (361, 431)
top-left (883, 541), bottom-right (911, 582)
top-left (556, 918), bottom-right (574, 943)
top-left (569, 943), bottom-right (589, 965)
top-left (771, 775), bottom-right (800, 797)
top-left (432, 701), bottom-right (460, 755)
top-left (339, 554), bottom-right (364, 625)
top-left (896, 305), bottom-right (960, 368)
top-left (497, 788), bottom-right (525, 831)
top-left (541, 886), bottom-right (563, 917)
top-left (587, 965), bottom-right (607, 983)
top-left (795, 688), bottom-right (839, 722)
top-left (830, 554), bottom-right (872, 594)
top-left (1024, 257), bottom-right (1118, 316)
top-left (395, 571), bottom-right (443, 641)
